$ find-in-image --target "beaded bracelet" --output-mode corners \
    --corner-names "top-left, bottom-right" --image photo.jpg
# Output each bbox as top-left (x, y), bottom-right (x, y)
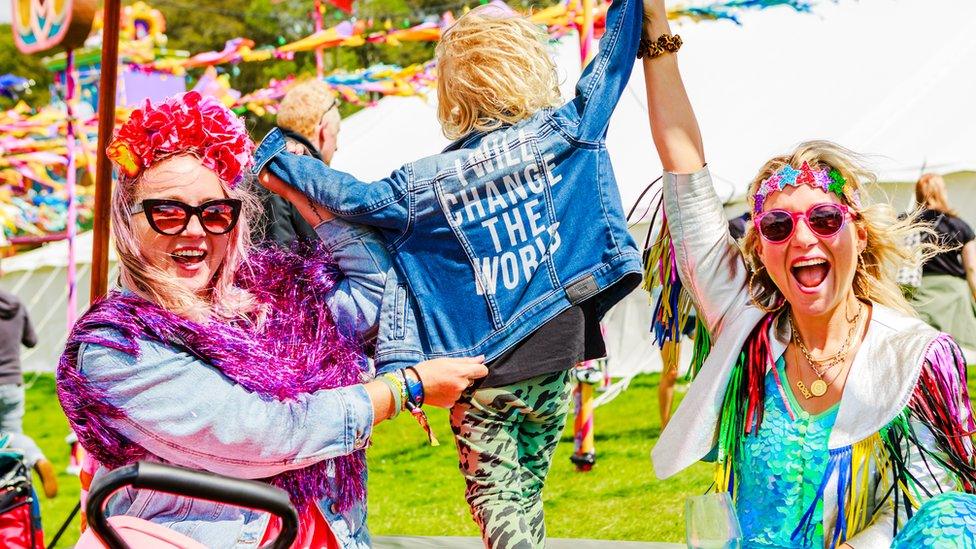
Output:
top-left (637, 33), bottom-right (682, 60)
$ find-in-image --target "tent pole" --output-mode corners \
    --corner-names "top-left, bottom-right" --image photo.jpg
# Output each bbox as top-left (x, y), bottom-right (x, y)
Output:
top-left (90, 0), bottom-right (122, 301)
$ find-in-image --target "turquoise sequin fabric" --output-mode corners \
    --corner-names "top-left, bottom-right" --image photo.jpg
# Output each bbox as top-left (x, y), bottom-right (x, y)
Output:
top-left (736, 357), bottom-right (838, 549)
top-left (892, 491), bottom-right (976, 548)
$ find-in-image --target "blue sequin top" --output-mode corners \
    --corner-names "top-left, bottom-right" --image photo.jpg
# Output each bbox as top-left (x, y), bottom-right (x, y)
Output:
top-left (736, 357), bottom-right (839, 549)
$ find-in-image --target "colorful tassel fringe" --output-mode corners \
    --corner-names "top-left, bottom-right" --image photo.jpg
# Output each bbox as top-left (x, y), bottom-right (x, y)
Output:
top-left (643, 209), bottom-right (714, 375)
top-left (717, 327), bottom-right (976, 546)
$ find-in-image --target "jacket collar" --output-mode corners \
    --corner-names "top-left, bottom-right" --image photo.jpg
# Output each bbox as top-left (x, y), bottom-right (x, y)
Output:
top-left (652, 302), bottom-right (939, 479)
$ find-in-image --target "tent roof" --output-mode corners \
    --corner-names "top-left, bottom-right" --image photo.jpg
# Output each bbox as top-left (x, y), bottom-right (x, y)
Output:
top-left (333, 0), bottom-right (976, 211)
top-left (3, 231), bottom-right (116, 272)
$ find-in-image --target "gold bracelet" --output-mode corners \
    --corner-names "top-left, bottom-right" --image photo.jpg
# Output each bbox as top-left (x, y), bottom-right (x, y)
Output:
top-left (638, 33), bottom-right (682, 60)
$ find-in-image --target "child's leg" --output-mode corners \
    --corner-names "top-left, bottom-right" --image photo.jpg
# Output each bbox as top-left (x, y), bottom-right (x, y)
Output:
top-left (451, 371), bottom-right (570, 549)
top-left (515, 370), bottom-right (573, 546)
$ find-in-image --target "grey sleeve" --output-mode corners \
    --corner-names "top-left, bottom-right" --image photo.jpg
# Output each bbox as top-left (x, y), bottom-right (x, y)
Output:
top-left (21, 307), bottom-right (37, 348)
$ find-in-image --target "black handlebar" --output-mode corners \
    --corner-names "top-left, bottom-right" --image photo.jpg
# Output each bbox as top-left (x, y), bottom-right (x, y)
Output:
top-left (86, 461), bottom-right (298, 549)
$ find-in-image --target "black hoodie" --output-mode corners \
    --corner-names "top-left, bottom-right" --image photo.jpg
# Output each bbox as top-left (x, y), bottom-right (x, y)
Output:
top-left (0, 289), bottom-right (36, 385)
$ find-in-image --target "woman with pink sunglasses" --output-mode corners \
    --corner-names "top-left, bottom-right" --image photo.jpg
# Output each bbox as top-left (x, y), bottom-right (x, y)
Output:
top-left (640, 0), bottom-right (976, 546)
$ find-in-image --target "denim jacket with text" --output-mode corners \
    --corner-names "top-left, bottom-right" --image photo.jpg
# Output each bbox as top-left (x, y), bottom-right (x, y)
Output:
top-left (254, 0), bottom-right (644, 370)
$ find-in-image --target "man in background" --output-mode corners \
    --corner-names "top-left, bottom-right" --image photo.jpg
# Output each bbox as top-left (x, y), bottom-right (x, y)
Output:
top-left (0, 277), bottom-right (57, 498)
top-left (253, 79), bottom-right (342, 246)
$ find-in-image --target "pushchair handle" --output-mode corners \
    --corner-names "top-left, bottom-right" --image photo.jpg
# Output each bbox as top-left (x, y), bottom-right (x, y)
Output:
top-left (86, 461), bottom-right (298, 549)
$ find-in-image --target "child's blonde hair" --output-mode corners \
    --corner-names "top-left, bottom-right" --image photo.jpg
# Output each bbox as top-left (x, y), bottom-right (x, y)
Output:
top-left (742, 140), bottom-right (937, 316)
top-left (436, 5), bottom-right (561, 140)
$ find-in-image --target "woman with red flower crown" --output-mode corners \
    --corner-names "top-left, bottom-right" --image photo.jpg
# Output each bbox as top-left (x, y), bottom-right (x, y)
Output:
top-left (57, 91), bottom-right (487, 548)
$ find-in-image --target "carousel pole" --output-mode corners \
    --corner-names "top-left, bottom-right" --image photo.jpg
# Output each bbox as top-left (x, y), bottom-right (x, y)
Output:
top-left (90, 0), bottom-right (122, 301)
top-left (570, 0), bottom-right (598, 472)
top-left (313, 0), bottom-right (326, 78)
top-left (64, 48), bottom-right (79, 327)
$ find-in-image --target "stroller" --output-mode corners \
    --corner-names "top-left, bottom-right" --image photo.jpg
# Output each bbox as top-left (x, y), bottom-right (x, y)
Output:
top-left (77, 461), bottom-right (298, 549)
top-left (0, 436), bottom-right (44, 549)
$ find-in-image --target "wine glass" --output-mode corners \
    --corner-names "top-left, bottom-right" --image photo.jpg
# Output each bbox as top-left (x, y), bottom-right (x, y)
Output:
top-left (685, 492), bottom-right (742, 549)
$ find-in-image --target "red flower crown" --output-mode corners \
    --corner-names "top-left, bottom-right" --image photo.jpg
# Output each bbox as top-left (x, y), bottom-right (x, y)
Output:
top-left (106, 91), bottom-right (254, 187)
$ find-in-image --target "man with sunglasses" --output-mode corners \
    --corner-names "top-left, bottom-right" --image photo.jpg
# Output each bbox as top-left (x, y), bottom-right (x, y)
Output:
top-left (253, 80), bottom-right (342, 248)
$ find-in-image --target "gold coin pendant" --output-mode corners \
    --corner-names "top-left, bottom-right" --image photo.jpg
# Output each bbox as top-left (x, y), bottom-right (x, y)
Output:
top-left (810, 379), bottom-right (828, 397)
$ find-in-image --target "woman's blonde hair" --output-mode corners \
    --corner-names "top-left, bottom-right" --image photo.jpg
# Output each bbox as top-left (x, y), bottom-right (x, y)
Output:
top-left (742, 140), bottom-right (937, 317)
top-left (436, 6), bottom-right (562, 140)
top-left (112, 153), bottom-right (263, 322)
top-left (915, 173), bottom-right (957, 216)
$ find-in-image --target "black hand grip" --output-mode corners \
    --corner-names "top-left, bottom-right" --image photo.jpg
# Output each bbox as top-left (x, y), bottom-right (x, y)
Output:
top-left (86, 461), bottom-right (298, 549)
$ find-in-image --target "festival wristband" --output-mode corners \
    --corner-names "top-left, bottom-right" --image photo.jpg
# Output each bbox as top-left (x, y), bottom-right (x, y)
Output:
top-left (403, 366), bottom-right (425, 407)
top-left (378, 373), bottom-right (406, 419)
top-left (397, 369), bottom-right (438, 446)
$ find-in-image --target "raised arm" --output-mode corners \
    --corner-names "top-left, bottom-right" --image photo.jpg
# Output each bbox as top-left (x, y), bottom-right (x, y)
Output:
top-left (563, 0), bottom-right (643, 143)
top-left (643, 0), bottom-right (751, 337)
top-left (642, 0), bottom-right (703, 173)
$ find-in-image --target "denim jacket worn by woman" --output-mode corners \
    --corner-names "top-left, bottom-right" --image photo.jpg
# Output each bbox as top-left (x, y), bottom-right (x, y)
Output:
top-left (253, 0), bottom-right (644, 372)
top-left (73, 219), bottom-right (388, 549)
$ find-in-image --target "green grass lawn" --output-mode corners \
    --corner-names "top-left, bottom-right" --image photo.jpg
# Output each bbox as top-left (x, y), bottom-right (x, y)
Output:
top-left (25, 373), bottom-right (708, 546)
top-left (23, 370), bottom-right (976, 546)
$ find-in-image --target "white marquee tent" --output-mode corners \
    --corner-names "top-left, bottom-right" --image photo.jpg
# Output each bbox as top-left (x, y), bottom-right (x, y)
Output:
top-left (7, 0), bottom-right (975, 374)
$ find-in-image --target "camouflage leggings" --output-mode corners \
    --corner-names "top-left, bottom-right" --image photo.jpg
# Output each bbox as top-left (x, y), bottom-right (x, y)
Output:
top-left (450, 370), bottom-right (573, 549)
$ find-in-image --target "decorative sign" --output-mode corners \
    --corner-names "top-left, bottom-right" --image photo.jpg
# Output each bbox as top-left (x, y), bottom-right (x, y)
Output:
top-left (11, 0), bottom-right (97, 54)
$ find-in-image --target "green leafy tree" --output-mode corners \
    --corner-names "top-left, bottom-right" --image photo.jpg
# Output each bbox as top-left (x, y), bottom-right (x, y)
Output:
top-left (0, 24), bottom-right (52, 109)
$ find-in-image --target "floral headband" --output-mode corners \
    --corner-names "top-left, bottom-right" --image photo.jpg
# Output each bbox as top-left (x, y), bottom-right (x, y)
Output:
top-left (106, 91), bottom-right (254, 187)
top-left (753, 161), bottom-right (861, 214)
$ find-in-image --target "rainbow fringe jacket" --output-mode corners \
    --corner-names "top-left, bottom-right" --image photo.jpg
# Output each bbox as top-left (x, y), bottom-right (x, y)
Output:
top-left (650, 167), bottom-right (976, 548)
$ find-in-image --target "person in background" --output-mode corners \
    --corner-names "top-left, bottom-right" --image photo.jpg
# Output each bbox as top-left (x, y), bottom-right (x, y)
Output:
top-left (728, 211), bottom-right (750, 241)
top-left (0, 277), bottom-right (57, 498)
top-left (910, 173), bottom-right (976, 349)
top-left (253, 79), bottom-right (342, 247)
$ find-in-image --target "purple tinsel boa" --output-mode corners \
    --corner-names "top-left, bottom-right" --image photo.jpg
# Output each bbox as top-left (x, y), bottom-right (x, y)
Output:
top-left (57, 245), bottom-right (368, 512)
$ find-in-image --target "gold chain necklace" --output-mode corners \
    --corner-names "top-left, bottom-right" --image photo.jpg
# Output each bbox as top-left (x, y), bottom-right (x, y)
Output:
top-left (790, 302), bottom-right (862, 398)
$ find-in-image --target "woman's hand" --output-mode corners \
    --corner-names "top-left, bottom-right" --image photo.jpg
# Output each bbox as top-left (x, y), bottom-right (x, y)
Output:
top-left (411, 357), bottom-right (488, 408)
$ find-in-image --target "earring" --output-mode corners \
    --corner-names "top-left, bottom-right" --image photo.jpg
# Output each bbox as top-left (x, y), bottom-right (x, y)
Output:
top-left (748, 266), bottom-right (785, 313)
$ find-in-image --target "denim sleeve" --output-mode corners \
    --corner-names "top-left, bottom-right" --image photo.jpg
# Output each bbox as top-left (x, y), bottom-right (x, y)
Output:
top-left (77, 337), bottom-right (374, 479)
top-left (254, 129), bottom-right (410, 231)
top-left (315, 218), bottom-right (390, 341)
top-left (561, 0), bottom-right (643, 143)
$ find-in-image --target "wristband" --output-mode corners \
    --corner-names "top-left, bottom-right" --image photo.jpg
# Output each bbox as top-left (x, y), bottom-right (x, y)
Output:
top-left (378, 373), bottom-right (406, 419)
top-left (403, 367), bottom-right (425, 407)
top-left (398, 368), bottom-right (438, 446)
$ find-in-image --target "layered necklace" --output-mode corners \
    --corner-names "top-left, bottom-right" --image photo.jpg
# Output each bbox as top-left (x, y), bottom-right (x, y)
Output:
top-left (789, 301), bottom-right (863, 399)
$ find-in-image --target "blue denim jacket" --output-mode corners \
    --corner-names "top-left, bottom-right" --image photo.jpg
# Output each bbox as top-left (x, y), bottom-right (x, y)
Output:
top-left (71, 219), bottom-right (385, 549)
top-left (254, 0), bottom-right (644, 371)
